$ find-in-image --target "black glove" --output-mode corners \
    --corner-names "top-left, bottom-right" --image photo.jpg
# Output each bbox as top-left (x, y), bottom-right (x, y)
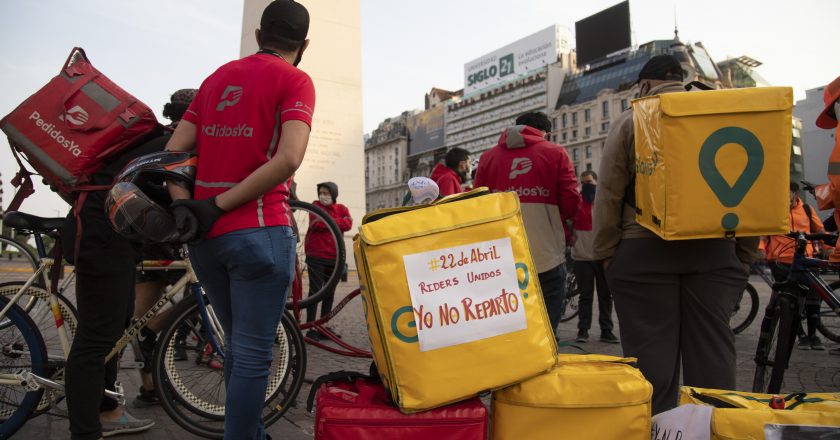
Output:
top-left (172, 205), bottom-right (199, 243)
top-left (171, 196), bottom-right (226, 243)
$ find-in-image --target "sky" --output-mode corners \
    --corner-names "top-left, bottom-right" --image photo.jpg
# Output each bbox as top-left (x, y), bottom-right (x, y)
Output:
top-left (1, 0), bottom-right (838, 217)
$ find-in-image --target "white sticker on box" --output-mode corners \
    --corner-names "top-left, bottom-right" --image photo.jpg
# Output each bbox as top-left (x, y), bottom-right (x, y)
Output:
top-left (402, 237), bottom-right (527, 352)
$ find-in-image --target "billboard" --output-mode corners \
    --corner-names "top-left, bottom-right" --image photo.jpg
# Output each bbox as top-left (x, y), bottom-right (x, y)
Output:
top-left (464, 25), bottom-right (569, 95)
top-left (407, 106), bottom-right (445, 156)
top-left (575, 1), bottom-right (631, 66)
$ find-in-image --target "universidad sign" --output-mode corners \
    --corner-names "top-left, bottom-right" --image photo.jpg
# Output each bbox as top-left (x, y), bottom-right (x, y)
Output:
top-left (463, 25), bottom-right (570, 95)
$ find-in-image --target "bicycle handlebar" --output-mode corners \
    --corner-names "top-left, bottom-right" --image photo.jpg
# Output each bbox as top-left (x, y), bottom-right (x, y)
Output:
top-left (785, 231), bottom-right (836, 242)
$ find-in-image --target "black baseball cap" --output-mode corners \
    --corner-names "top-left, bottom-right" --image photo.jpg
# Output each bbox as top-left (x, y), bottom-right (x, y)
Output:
top-left (637, 54), bottom-right (684, 82)
top-left (260, 0), bottom-right (309, 41)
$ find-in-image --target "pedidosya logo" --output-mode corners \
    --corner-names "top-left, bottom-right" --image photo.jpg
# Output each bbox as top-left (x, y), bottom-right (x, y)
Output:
top-left (216, 85), bottom-right (243, 111)
top-left (64, 105), bottom-right (89, 126)
top-left (28, 111), bottom-right (83, 157)
top-left (509, 157), bottom-right (533, 179)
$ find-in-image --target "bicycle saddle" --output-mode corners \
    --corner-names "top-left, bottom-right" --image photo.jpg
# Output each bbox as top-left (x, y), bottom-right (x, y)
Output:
top-left (3, 211), bottom-right (65, 233)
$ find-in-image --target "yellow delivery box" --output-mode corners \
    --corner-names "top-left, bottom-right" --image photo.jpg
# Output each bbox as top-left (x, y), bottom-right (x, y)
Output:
top-left (354, 189), bottom-right (557, 413)
top-left (632, 87), bottom-right (793, 240)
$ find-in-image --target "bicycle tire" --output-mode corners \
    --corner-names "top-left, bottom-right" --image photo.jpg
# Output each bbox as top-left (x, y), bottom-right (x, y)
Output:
top-left (0, 282), bottom-right (77, 414)
top-left (153, 295), bottom-right (306, 439)
top-left (559, 272), bottom-right (580, 323)
top-left (0, 235), bottom-right (43, 310)
top-left (766, 295), bottom-right (797, 393)
top-left (752, 295), bottom-right (780, 393)
top-left (288, 200), bottom-right (346, 310)
top-left (0, 297), bottom-right (48, 440)
top-left (818, 280), bottom-right (840, 343)
top-left (732, 283), bottom-right (760, 335)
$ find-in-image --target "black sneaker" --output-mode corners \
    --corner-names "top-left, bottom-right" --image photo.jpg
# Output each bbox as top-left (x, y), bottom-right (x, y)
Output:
top-left (797, 337), bottom-right (812, 350)
top-left (600, 332), bottom-right (620, 344)
top-left (575, 330), bottom-right (589, 342)
top-left (172, 326), bottom-right (188, 361)
top-left (810, 336), bottom-right (825, 351)
top-left (305, 329), bottom-right (322, 341)
top-left (132, 386), bottom-right (160, 408)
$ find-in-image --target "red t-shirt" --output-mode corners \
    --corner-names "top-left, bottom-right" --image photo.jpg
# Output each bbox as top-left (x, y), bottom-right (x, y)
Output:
top-left (183, 53), bottom-right (315, 238)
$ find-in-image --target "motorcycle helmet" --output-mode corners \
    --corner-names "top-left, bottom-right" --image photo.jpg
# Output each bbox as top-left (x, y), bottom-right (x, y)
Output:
top-left (105, 151), bottom-right (197, 242)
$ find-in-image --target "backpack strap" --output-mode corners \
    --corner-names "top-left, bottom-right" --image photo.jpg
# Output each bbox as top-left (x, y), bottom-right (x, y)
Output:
top-left (802, 202), bottom-right (817, 233)
top-left (7, 146), bottom-right (36, 212)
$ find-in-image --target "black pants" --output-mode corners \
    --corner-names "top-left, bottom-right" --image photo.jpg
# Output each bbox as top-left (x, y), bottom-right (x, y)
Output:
top-left (769, 263), bottom-right (821, 338)
top-left (63, 191), bottom-right (137, 440)
top-left (606, 237), bottom-right (746, 415)
top-left (574, 260), bottom-right (614, 334)
top-left (305, 256), bottom-right (337, 323)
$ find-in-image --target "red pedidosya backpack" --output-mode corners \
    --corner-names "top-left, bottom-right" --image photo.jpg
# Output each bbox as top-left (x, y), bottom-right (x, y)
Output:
top-left (1, 47), bottom-right (159, 212)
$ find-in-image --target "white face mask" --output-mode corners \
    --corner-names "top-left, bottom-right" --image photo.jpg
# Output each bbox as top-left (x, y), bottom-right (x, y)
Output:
top-left (319, 194), bottom-right (333, 206)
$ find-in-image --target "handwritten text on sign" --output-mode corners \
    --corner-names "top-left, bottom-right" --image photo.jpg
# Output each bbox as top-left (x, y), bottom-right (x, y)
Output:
top-left (403, 237), bottom-right (527, 351)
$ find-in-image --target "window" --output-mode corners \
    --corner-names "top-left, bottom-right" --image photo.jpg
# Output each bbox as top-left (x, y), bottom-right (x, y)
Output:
top-left (585, 127), bottom-right (591, 137)
top-left (552, 118), bottom-right (557, 130)
top-left (601, 122), bottom-right (610, 132)
top-left (585, 145), bottom-right (592, 159)
top-left (586, 163), bottom-right (593, 171)
top-left (572, 129), bottom-right (578, 139)
top-left (552, 135), bottom-right (557, 143)
top-left (584, 109), bottom-right (591, 123)
top-left (562, 113), bottom-right (567, 128)
top-left (602, 101), bottom-right (609, 118)
top-left (621, 99), bottom-right (629, 111)
top-left (572, 112), bottom-right (578, 126)
top-left (562, 132), bottom-right (567, 142)
top-left (572, 148), bottom-right (579, 162)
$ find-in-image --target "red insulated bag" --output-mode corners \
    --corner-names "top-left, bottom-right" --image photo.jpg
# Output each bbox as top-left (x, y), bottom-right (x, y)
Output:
top-left (1, 47), bottom-right (159, 210)
top-left (308, 372), bottom-right (488, 440)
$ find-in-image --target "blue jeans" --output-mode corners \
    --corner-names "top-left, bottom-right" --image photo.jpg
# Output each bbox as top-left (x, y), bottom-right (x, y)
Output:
top-left (538, 264), bottom-right (567, 337)
top-left (189, 226), bottom-right (296, 440)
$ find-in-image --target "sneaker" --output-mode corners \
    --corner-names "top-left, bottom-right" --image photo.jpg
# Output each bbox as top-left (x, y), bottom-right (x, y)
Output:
top-left (810, 336), bottom-right (825, 351)
top-left (132, 386), bottom-right (159, 408)
top-left (575, 330), bottom-right (589, 343)
top-left (137, 328), bottom-right (157, 373)
top-left (305, 329), bottom-right (322, 341)
top-left (797, 337), bottom-right (812, 350)
top-left (101, 409), bottom-right (155, 437)
top-left (600, 332), bottom-right (620, 344)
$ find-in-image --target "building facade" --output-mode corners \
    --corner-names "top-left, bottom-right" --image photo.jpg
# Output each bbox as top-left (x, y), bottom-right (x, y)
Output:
top-left (365, 114), bottom-right (409, 211)
top-left (795, 84), bottom-right (836, 211)
top-left (549, 37), bottom-right (725, 177)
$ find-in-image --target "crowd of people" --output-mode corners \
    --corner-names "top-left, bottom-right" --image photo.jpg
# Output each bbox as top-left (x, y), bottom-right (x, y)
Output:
top-left (17, 0), bottom-right (840, 438)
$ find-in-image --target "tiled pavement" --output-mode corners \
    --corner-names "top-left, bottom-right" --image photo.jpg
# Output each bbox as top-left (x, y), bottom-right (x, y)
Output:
top-left (4, 262), bottom-right (838, 439)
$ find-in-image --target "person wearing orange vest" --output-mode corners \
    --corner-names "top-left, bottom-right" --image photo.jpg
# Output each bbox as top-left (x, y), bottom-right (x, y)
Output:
top-left (765, 182), bottom-right (832, 350)
top-left (815, 76), bottom-right (840, 262)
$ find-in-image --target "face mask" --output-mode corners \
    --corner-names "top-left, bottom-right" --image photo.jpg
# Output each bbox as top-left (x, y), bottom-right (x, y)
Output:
top-left (319, 194), bottom-right (333, 206)
top-left (581, 182), bottom-right (596, 203)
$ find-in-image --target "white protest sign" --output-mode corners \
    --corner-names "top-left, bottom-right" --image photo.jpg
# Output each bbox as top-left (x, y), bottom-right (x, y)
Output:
top-left (651, 404), bottom-right (712, 440)
top-left (403, 237), bottom-right (527, 352)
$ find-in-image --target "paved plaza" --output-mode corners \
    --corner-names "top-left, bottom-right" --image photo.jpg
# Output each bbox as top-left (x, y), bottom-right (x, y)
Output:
top-left (2, 260), bottom-right (838, 439)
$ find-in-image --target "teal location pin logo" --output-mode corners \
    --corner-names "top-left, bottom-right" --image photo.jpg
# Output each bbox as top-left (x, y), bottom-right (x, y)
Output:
top-left (698, 126), bottom-right (764, 231)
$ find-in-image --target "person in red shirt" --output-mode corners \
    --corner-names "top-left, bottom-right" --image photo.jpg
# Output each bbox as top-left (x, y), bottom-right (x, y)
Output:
top-left (304, 181), bottom-right (353, 339)
top-left (430, 147), bottom-right (470, 197)
top-left (164, 1), bottom-right (314, 438)
top-left (474, 111), bottom-right (581, 337)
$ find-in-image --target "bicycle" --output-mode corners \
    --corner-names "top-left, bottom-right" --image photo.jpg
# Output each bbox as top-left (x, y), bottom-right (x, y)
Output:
top-left (560, 270), bottom-right (579, 323)
top-left (0, 210), bottom-right (306, 439)
top-left (752, 231), bottom-right (840, 394)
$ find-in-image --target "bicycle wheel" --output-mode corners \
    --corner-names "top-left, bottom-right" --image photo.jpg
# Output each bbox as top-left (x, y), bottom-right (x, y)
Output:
top-left (153, 296), bottom-right (306, 439)
top-left (731, 283), bottom-right (760, 335)
top-left (0, 298), bottom-right (48, 440)
top-left (818, 281), bottom-right (840, 343)
top-left (289, 200), bottom-right (345, 310)
top-left (753, 294), bottom-right (782, 393)
top-left (0, 282), bottom-right (77, 413)
top-left (560, 272), bottom-right (580, 323)
top-left (0, 235), bottom-right (39, 277)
